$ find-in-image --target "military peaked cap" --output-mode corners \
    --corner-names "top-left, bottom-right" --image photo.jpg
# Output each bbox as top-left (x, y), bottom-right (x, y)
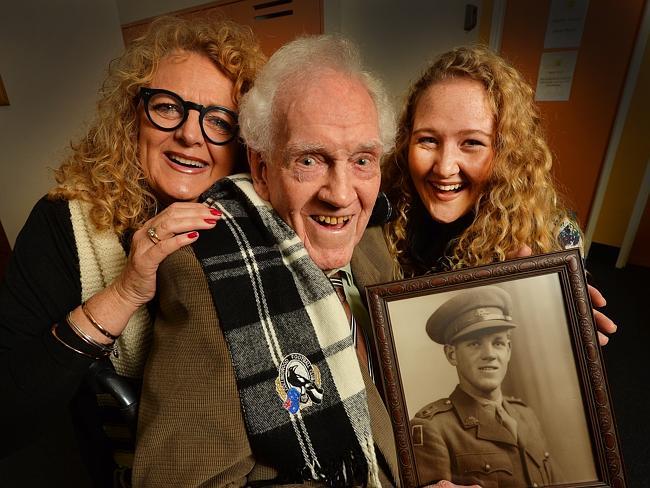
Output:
top-left (426, 286), bottom-right (518, 344)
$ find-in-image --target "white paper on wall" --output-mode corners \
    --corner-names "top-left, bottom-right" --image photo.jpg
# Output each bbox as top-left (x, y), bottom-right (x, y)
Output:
top-left (535, 50), bottom-right (579, 102)
top-left (544, 0), bottom-right (590, 49)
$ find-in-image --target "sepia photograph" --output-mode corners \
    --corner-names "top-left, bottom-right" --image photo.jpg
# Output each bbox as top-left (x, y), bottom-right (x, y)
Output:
top-left (367, 250), bottom-right (626, 488)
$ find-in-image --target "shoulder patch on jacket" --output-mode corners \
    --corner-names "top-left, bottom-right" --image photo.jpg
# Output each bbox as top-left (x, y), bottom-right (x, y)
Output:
top-left (414, 398), bottom-right (453, 419)
top-left (412, 424), bottom-right (424, 446)
top-left (556, 217), bottom-right (583, 255)
top-left (505, 396), bottom-right (528, 406)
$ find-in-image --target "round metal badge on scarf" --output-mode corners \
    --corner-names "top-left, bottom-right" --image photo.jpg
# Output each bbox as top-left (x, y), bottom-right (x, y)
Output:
top-left (276, 353), bottom-right (323, 414)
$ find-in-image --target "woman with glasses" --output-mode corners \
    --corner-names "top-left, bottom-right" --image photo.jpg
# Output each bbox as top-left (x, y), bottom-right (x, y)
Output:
top-left (0, 15), bottom-right (264, 486)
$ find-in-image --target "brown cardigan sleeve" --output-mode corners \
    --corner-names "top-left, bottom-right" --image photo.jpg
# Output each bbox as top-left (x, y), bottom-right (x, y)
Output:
top-left (133, 245), bottom-right (265, 487)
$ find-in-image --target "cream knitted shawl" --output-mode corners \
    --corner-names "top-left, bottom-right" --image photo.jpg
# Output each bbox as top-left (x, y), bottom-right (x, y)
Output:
top-left (69, 199), bottom-right (152, 378)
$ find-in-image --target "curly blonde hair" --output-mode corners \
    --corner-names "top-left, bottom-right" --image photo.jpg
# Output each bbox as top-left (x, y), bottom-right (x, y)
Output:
top-left (49, 16), bottom-right (265, 236)
top-left (383, 45), bottom-right (570, 277)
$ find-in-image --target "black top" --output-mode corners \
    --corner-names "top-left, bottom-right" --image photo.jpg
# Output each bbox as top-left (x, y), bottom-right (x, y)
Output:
top-left (0, 197), bottom-right (116, 487)
top-left (406, 201), bottom-right (475, 275)
top-left (404, 203), bottom-right (584, 280)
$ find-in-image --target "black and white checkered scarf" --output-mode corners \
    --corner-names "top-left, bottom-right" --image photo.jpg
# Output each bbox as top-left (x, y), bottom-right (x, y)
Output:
top-left (192, 174), bottom-right (380, 487)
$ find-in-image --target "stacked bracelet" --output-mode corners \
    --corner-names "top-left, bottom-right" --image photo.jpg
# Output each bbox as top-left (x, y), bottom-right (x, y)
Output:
top-left (82, 301), bottom-right (120, 341)
top-left (50, 323), bottom-right (106, 360)
top-left (66, 312), bottom-right (115, 357)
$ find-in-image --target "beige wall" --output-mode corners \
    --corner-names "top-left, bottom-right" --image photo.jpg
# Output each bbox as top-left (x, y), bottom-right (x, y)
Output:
top-left (324, 0), bottom-right (482, 106)
top-left (0, 0), bottom-right (124, 245)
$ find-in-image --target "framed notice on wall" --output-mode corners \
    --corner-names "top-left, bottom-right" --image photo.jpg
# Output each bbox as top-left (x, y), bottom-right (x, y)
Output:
top-left (0, 75), bottom-right (9, 106)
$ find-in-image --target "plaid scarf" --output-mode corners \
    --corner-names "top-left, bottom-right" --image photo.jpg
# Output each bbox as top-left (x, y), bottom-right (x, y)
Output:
top-left (192, 174), bottom-right (380, 487)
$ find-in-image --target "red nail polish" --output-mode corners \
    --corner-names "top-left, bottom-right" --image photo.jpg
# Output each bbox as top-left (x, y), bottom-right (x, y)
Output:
top-left (210, 209), bottom-right (222, 216)
top-left (187, 231), bottom-right (199, 239)
top-left (204, 219), bottom-right (217, 224)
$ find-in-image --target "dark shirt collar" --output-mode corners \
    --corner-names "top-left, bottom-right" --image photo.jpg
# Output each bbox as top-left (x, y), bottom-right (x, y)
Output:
top-left (407, 201), bottom-right (475, 273)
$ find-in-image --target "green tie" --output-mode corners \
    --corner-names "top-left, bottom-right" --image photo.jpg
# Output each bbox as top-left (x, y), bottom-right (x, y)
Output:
top-left (329, 272), bottom-right (370, 375)
top-left (496, 403), bottom-right (518, 441)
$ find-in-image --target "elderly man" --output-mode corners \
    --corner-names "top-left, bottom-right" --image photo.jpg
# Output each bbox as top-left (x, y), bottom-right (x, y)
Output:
top-left (411, 286), bottom-right (557, 487)
top-left (132, 35), bottom-right (401, 487)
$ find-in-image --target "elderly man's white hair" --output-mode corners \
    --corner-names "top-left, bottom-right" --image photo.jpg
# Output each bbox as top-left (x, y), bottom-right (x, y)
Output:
top-left (239, 35), bottom-right (395, 156)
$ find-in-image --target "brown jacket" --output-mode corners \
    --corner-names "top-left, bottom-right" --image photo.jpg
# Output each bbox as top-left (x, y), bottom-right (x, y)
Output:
top-left (133, 227), bottom-right (399, 487)
top-left (410, 386), bottom-right (556, 487)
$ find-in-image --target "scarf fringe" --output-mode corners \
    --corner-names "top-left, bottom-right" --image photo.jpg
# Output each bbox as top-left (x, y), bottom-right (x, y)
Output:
top-left (275, 444), bottom-right (372, 487)
top-left (362, 435), bottom-right (381, 488)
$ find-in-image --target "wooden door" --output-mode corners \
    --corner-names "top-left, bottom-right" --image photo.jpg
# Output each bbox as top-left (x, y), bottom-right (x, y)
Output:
top-left (121, 0), bottom-right (323, 55)
top-left (499, 0), bottom-right (646, 227)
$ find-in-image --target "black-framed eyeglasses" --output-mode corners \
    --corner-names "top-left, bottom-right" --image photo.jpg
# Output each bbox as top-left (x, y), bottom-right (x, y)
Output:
top-left (138, 87), bottom-right (238, 145)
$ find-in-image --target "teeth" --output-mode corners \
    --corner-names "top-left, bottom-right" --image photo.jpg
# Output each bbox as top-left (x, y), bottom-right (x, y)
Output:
top-left (433, 183), bottom-right (462, 191)
top-left (315, 215), bottom-right (351, 225)
top-left (170, 155), bottom-right (207, 168)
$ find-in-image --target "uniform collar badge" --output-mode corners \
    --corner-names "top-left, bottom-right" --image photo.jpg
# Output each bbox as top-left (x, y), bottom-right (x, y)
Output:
top-left (464, 415), bottom-right (480, 426)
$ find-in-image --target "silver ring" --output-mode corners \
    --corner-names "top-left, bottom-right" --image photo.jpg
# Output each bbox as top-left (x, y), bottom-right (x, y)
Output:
top-left (147, 227), bottom-right (161, 244)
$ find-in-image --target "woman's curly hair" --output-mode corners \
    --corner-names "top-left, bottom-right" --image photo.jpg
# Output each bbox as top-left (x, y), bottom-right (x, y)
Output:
top-left (49, 15), bottom-right (266, 236)
top-left (383, 45), bottom-right (570, 277)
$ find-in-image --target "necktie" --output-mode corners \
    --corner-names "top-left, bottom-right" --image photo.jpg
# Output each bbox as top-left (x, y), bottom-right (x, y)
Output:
top-left (329, 272), bottom-right (371, 376)
top-left (496, 403), bottom-right (518, 441)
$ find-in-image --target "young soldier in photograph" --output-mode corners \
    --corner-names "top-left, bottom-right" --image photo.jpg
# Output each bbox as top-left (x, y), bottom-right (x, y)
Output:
top-left (411, 286), bottom-right (557, 487)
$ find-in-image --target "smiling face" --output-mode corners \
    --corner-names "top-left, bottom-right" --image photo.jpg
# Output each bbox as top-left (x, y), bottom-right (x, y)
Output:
top-left (408, 77), bottom-right (495, 224)
top-left (445, 330), bottom-right (511, 400)
top-left (250, 70), bottom-right (382, 272)
top-left (138, 51), bottom-right (238, 205)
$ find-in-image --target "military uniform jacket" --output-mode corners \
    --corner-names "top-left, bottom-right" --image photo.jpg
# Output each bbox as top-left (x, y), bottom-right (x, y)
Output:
top-left (410, 386), bottom-right (557, 488)
top-left (132, 227), bottom-right (400, 487)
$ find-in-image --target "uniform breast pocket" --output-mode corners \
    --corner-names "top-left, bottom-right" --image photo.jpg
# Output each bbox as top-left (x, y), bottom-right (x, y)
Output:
top-left (454, 452), bottom-right (513, 488)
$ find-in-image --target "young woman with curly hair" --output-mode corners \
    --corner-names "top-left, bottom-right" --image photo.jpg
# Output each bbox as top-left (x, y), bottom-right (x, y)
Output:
top-left (381, 45), bottom-right (615, 340)
top-left (0, 16), bottom-right (264, 486)
top-left (383, 45), bottom-right (575, 274)
top-left (375, 44), bottom-right (616, 488)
